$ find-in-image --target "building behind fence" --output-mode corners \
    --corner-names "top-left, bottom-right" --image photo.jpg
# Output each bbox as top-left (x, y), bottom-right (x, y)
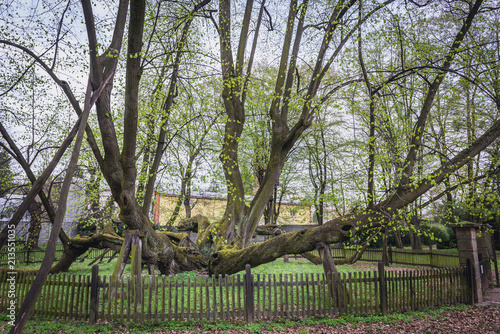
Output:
top-left (0, 263), bottom-right (473, 324)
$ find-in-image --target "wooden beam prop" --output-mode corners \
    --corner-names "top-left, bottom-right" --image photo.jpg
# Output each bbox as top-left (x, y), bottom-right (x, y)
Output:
top-left (109, 230), bottom-right (143, 300)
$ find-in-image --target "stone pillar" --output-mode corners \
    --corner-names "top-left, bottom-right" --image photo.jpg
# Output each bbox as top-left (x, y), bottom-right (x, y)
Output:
top-left (452, 222), bottom-right (483, 303)
top-left (476, 225), bottom-right (493, 290)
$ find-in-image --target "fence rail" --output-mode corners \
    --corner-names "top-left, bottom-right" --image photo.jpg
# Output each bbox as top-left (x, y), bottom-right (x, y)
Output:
top-left (0, 263), bottom-right (472, 324)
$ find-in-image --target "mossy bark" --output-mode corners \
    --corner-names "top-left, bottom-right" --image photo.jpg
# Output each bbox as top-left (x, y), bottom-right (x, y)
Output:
top-left (208, 217), bottom-right (357, 275)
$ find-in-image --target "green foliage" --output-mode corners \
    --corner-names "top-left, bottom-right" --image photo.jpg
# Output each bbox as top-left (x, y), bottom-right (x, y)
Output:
top-left (421, 222), bottom-right (456, 249)
top-left (0, 148), bottom-right (14, 197)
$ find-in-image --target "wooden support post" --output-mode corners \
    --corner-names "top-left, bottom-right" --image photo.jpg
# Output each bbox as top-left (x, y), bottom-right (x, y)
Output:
top-left (130, 237), bottom-right (143, 306)
top-left (378, 261), bottom-right (387, 315)
top-left (89, 265), bottom-right (99, 325)
top-left (244, 264), bottom-right (254, 323)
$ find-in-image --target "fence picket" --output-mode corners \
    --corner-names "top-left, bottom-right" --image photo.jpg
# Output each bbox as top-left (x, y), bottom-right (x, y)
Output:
top-left (439, 268), bottom-right (444, 305)
top-left (279, 273), bottom-right (284, 318)
top-left (218, 275), bottom-right (223, 320)
top-left (290, 274), bottom-right (294, 318)
top-left (311, 274), bottom-right (316, 316)
top-left (231, 275), bottom-right (235, 320)
top-left (373, 270), bottom-right (379, 314)
top-left (269, 274), bottom-right (273, 319)
top-left (187, 276), bottom-right (191, 321)
top-left (154, 275), bottom-right (159, 321)
top-left (46, 273), bottom-right (52, 317)
top-left (181, 276), bottom-right (185, 321)
top-left (127, 276), bottom-right (132, 322)
top-left (175, 275), bottom-right (179, 320)
top-left (118, 275), bottom-right (123, 321)
top-left (285, 274), bottom-right (289, 318)
top-left (305, 274), bottom-right (310, 316)
top-left (45, 273), bottom-right (52, 317)
top-left (193, 276), bottom-right (198, 320)
top-left (34, 273), bottom-right (42, 317)
top-left (35, 273), bottom-right (43, 317)
top-left (365, 271), bottom-right (370, 313)
top-left (77, 275), bottom-right (83, 320)
top-left (273, 274), bottom-right (278, 319)
top-left (148, 275), bottom-right (153, 321)
top-left (237, 274), bottom-right (242, 320)
top-left (85, 274), bottom-right (90, 320)
top-left (198, 276), bottom-right (203, 321)
top-left (224, 275), bottom-right (229, 320)
top-left (67, 275), bottom-right (74, 319)
top-left (212, 275), bottom-right (216, 321)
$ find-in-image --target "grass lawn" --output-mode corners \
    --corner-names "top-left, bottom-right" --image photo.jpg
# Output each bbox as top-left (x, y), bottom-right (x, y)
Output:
top-left (12, 256), bottom-right (426, 278)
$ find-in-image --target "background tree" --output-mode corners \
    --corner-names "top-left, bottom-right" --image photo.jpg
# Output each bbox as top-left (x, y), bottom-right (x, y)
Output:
top-left (0, 148), bottom-right (14, 197)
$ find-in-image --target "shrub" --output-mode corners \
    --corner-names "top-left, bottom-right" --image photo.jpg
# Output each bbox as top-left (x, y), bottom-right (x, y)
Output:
top-left (421, 222), bottom-right (456, 249)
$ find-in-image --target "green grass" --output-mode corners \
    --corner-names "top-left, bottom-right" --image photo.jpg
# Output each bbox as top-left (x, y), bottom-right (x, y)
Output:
top-left (12, 256), bottom-right (430, 278)
top-left (240, 258), bottom-right (389, 275)
top-left (0, 304), bottom-right (474, 333)
top-left (11, 255), bottom-right (131, 276)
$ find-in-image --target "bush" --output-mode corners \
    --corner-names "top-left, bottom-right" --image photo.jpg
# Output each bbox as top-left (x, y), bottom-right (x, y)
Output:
top-left (421, 222), bottom-right (456, 249)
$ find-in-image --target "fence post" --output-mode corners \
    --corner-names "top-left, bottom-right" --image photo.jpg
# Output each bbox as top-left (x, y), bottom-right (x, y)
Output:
top-left (89, 264), bottom-right (100, 325)
top-left (378, 261), bottom-right (387, 315)
top-left (244, 264), bottom-right (254, 323)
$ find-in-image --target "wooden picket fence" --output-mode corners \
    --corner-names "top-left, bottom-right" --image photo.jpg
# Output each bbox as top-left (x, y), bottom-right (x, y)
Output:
top-left (330, 247), bottom-right (460, 268)
top-left (0, 247), bottom-right (115, 266)
top-left (0, 270), bottom-right (91, 320)
top-left (0, 263), bottom-right (473, 324)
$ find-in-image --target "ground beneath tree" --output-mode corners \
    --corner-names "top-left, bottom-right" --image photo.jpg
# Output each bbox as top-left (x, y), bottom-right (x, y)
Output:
top-left (137, 305), bottom-right (500, 334)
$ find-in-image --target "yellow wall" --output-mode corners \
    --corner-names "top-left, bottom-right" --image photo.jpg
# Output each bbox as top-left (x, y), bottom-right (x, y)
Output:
top-left (158, 195), bottom-right (312, 226)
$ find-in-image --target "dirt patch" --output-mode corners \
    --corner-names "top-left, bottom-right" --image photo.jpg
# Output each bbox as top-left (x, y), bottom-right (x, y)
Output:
top-left (483, 287), bottom-right (500, 306)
